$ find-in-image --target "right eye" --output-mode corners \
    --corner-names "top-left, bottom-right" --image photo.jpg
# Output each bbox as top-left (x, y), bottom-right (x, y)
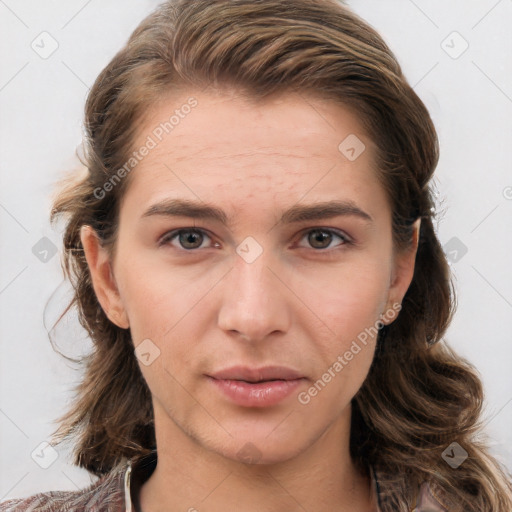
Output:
top-left (158, 228), bottom-right (216, 251)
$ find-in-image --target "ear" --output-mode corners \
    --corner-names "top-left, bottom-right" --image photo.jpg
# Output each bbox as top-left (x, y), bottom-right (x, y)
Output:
top-left (382, 218), bottom-right (421, 324)
top-left (80, 225), bottom-right (130, 329)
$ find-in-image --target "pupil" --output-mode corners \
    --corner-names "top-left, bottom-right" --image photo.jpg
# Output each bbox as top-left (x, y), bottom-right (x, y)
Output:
top-left (181, 231), bottom-right (201, 248)
top-left (311, 230), bottom-right (330, 248)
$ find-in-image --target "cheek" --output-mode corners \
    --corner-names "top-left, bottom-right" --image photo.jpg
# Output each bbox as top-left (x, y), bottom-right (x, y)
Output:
top-left (304, 260), bottom-right (391, 335)
top-left (302, 275), bottom-right (386, 404)
top-left (295, 265), bottom-right (390, 390)
top-left (116, 259), bottom-right (206, 338)
top-left (118, 268), bottom-right (212, 375)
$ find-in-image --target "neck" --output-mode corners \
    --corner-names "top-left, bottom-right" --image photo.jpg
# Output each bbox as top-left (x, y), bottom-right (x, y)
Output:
top-left (139, 402), bottom-right (375, 512)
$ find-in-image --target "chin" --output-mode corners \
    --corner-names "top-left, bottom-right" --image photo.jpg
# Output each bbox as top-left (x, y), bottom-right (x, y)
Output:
top-left (210, 434), bottom-right (310, 466)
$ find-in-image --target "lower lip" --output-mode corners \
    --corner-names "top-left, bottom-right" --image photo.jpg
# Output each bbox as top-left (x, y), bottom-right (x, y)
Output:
top-left (207, 377), bottom-right (305, 407)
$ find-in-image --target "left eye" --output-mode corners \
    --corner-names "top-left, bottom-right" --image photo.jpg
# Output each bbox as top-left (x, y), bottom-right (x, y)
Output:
top-left (158, 228), bottom-right (351, 251)
top-left (298, 228), bottom-right (351, 250)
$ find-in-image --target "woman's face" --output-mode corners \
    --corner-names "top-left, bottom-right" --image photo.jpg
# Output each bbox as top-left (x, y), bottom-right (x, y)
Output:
top-left (84, 87), bottom-right (417, 464)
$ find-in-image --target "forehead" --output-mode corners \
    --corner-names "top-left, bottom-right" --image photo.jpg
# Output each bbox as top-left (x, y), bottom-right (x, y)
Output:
top-left (120, 88), bottom-right (388, 219)
top-left (138, 87), bottom-right (368, 155)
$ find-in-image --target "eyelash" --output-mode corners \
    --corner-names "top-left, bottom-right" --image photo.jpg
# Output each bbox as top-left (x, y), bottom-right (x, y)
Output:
top-left (158, 227), bottom-right (353, 253)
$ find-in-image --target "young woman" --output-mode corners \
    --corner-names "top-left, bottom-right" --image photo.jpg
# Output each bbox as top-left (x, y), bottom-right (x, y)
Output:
top-left (1, 0), bottom-right (511, 511)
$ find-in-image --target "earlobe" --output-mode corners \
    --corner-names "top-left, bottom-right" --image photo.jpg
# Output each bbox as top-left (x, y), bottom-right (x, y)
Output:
top-left (382, 218), bottom-right (421, 324)
top-left (80, 225), bottom-right (130, 329)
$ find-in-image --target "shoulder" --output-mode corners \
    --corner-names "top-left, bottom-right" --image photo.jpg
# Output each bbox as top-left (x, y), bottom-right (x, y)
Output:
top-left (372, 466), bottom-right (448, 512)
top-left (0, 463), bottom-right (126, 512)
top-left (414, 481), bottom-right (449, 512)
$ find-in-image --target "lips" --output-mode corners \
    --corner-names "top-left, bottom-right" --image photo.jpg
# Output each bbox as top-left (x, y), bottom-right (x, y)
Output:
top-left (206, 365), bottom-right (307, 407)
top-left (208, 365), bottom-right (305, 383)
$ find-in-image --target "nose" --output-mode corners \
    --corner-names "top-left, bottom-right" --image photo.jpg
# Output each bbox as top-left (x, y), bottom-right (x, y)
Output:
top-left (217, 249), bottom-right (291, 343)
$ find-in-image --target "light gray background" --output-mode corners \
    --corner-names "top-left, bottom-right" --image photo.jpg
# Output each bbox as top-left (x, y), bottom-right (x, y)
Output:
top-left (1, 0), bottom-right (511, 499)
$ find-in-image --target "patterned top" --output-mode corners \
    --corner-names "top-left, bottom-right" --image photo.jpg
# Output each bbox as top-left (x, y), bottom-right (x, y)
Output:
top-left (0, 452), bottom-right (447, 511)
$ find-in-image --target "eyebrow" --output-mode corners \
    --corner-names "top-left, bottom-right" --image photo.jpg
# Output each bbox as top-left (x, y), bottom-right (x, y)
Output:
top-left (141, 198), bottom-right (373, 225)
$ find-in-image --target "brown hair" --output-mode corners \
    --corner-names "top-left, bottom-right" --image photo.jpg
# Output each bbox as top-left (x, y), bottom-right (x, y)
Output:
top-left (48, 1), bottom-right (512, 510)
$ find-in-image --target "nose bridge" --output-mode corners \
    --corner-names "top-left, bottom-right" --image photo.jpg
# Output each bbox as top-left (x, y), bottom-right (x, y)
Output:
top-left (217, 246), bottom-right (289, 341)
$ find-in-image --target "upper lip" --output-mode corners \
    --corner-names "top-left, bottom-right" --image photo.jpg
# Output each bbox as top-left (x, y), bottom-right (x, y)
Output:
top-left (208, 366), bottom-right (305, 382)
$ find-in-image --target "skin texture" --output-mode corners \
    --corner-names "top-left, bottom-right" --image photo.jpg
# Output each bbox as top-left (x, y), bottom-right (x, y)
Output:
top-left (81, 87), bottom-right (420, 512)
